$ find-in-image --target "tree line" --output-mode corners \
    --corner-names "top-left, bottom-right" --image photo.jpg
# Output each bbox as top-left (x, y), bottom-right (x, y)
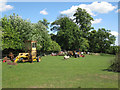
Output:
top-left (1, 13), bottom-right (61, 55)
top-left (50, 8), bottom-right (118, 54)
top-left (1, 8), bottom-right (119, 55)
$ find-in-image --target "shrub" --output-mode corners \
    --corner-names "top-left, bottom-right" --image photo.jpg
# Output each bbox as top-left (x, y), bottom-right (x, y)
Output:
top-left (107, 46), bottom-right (119, 55)
top-left (109, 53), bottom-right (120, 72)
top-left (47, 41), bottom-right (61, 52)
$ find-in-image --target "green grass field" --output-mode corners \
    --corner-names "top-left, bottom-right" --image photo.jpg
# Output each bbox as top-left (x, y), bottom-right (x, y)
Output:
top-left (2, 55), bottom-right (118, 88)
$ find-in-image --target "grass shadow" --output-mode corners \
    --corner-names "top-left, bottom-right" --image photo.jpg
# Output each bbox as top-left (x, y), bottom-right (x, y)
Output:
top-left (61, 59), bottom-right (69, 61)
top-left (102, 69), bottom-right (120, 73)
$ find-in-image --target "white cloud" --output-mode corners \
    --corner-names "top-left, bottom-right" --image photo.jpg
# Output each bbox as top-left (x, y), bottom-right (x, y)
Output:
top-left (60, 4), bottom-right (95, 17)
top-left (0, 0), bottom-right (13, 12)
top-left (115, 36), bottom-right (118, 45)
top-left (88, 1), bottom-right (116, 14)
top-left (91, 18), bottom-right (102, 24)
top-left (40, 9), bottom-right (48, 15)
top-left (60, 1), bottom-right (117, 17)
top-left (110, 31), bottom-right (118, 36)
top-left (110, 31), bottom-right (119, 45)
top-left (50, 21), bottom-right (53, 24)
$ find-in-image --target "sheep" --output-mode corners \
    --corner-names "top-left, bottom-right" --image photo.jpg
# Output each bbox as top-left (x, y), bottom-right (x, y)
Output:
top-left (64, 55), bottom-right (70, 59)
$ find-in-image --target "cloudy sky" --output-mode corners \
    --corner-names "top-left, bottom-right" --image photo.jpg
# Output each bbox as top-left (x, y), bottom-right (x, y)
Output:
top-left (0, 0), bottom-right (119, 45)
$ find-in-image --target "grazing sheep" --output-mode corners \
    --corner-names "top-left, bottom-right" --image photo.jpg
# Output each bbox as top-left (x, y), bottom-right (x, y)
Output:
top-left (64, 55), bottom-right (70, 59)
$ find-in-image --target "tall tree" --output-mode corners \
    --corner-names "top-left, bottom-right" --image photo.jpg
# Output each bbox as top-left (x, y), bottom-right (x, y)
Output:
top-left (73, 8), bottom-right (94, 38)
top-left (38, 18), bottom-right (50, 29)
top-left (51, 16), bottom-right (89, 51)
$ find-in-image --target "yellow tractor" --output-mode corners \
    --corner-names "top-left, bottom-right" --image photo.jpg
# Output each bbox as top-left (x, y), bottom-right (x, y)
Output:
top-left (14, 41), bottom-right (41, 63)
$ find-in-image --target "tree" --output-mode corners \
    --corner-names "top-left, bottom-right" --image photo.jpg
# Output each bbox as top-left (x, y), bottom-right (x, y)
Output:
top-left (88, 28), bottom-right (116, 53)
top-left (1, 13), bottom-right (56, 52)
top-left (1, 14), bottom-right (32, 50)
top-left (50, 33), bottom-right (57, 41)
top-left (50, 8), bottom-right (95, 51)
top-left (47, 40), bottom-right (61, 52)
top-left (51, 16), bottom-right (89, 51)
top-left (30, 21), bottom-right (61, 52)
top-left (108, 51), bottom-right (120, 72)
top-left (88, 30), bottom-right (99, 52)
top-left (38, 18), bottom-right (50, 29)
top-left (51, 15), bottom-right (66, 31)
top-left (107, 46), bottom-right (119, 54)
top-left (29, 22), bottom-right (46, 50)
top-left (73, 8), bottom-right (94, 38)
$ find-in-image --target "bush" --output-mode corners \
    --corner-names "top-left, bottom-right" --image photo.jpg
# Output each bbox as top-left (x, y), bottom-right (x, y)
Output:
top-left (100, 53), bottom-right (105, 56)
top-left (107, 46), bottom-right (119, 55)
top-left (109, 53), bottom-right (120, 72)
top-left (100, 53), bottom-right (111, 56)
top-left (47, 41), bottom-right (61, 52)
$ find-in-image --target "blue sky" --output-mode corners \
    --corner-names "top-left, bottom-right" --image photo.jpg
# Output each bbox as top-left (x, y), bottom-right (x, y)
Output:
top-left (0, 1), bottom-right (119, 45)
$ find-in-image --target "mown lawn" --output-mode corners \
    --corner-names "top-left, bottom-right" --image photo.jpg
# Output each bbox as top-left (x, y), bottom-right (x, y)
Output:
top-left (2, 55), bottom-right (118, 88)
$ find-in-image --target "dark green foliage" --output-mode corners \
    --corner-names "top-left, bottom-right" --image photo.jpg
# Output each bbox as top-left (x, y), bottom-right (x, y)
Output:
top-left (51, 16), bottom-right (89, 51)
top-left (2, 48), bottom-right (25, 57)
top-left (109, 52), bottom-right (120, 72)
top-left (1, 8), bottom-right (117, 54)
top-left (50, 33), bottom-right (57, 41)
top-left (73, 8), bottom-right (94, 38)
top-left (88, 28), bottom-right (116, 53)
top-left (106, 46), bottom-right (119, 55)
top-left (51, 8), bottom-right (116, 52)
top-left (88, 30), bottom-right (98, 52)
top-left (50, 8), bottom-right (94, 51)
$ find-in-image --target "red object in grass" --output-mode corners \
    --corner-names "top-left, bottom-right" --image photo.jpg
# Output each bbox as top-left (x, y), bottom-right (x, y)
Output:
top-left (3, 60), bottom-right (6, 62)
top-left (82, 55), bottom-right (85, 57)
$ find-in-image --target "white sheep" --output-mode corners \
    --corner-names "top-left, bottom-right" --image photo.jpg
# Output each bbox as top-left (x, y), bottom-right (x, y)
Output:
top-left (64, 55), bottom-right (70, 59)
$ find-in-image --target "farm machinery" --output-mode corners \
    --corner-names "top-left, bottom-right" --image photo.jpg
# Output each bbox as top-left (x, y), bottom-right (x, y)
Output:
top-left (13, 41), bottom-right (41, 63)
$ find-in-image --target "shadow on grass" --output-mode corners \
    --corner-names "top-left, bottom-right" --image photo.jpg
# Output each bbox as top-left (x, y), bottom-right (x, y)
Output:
top-left (61, 58), bottom-right (76, 61)
top-left (102, 69), bottom-right (120, 73)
